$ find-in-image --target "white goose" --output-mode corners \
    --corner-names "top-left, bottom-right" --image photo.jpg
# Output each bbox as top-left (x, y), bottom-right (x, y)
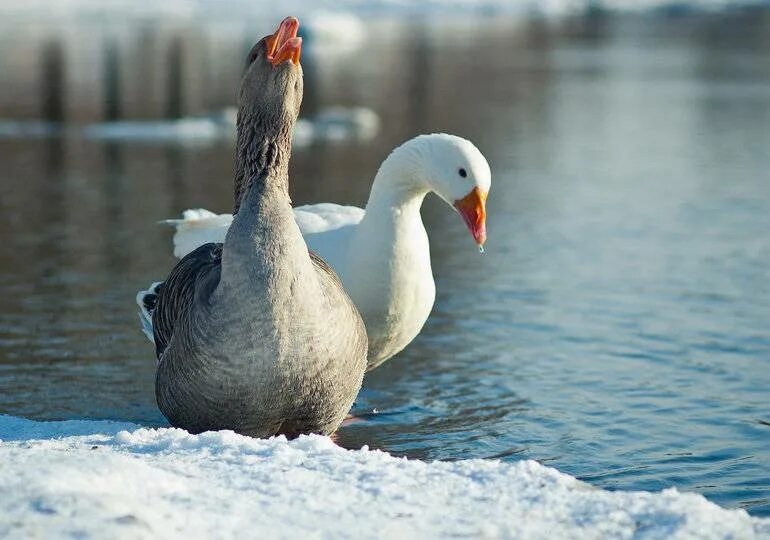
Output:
top-left (161, 133), bottom-right (490, 370)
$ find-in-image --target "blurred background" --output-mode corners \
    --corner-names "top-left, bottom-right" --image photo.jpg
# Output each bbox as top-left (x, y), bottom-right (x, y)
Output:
top-left (0, 0), bottom-right (769, 517)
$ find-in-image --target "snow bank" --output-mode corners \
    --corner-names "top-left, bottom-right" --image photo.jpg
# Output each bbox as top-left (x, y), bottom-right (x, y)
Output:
top-left (0, 415), bottom-right (767, 539)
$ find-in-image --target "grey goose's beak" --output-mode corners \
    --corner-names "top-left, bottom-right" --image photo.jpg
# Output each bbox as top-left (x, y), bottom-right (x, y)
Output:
top-left (267, 17), bottom-right (302, 66)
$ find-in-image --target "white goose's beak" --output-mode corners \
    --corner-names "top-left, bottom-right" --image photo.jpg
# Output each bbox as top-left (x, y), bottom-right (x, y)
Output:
top-left (453, 187), bottom-right (488, 247)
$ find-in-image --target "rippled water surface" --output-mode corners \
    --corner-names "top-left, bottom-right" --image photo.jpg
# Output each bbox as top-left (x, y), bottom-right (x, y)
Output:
top-left (0, 11), bottom-right (768, 515)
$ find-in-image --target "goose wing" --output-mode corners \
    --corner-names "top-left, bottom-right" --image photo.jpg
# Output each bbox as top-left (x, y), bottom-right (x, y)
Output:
top-left (152, 242), bottom-right (223, 360)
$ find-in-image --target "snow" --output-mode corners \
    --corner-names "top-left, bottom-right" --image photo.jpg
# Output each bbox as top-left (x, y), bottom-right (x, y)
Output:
top-left (295, 107), bottom-right (381, 146)
top-left (0, 415), bottom-right (767, 540)
top-left (0, 106), bottom-right (380, 146)
top-left (82, 118), bottom-right (226, 143)
top-left (0, 121), bottom-right (62, 139)
top-left (81, 106), bottom-right (379, 145)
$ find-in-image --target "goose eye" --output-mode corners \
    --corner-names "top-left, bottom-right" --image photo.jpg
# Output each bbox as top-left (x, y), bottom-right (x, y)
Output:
top-left (245, 50), bottom-right (259, 67)
top-left (458, 168), bottom-right (467, 178)
top-left (245, 42), bottom-right (263, 67)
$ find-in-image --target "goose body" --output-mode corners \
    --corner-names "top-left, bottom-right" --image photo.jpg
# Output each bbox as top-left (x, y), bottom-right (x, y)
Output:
top-left (148, 134), bottom-right (491, 370)
top-left (140, 18), bottom-right (367, 438)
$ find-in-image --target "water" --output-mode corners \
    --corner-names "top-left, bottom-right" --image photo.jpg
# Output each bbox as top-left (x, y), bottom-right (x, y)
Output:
top-left (1, 10), bottom-right (769, 516)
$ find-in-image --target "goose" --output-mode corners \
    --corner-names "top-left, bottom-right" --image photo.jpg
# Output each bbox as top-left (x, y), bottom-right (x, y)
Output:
top-left (137, 17), bottom-right (367, 438)
top-left (156, 133), bottom-right (491, 371)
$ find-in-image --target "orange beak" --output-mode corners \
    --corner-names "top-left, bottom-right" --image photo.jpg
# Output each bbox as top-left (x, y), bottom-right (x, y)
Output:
top-left (267, 17), bottom-right (302, 66)
top-left (453, 187), bottom-right (488, 246)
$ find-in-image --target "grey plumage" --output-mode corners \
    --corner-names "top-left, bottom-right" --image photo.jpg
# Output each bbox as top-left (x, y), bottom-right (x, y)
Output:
top-left (151, 243), bottom-right (222, 361)
top-left (149, 29), bottom-right (367, 438)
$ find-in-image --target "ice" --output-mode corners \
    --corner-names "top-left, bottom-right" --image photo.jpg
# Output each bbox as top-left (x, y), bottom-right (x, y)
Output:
top-left (0, 414), bottom-right (767, 539)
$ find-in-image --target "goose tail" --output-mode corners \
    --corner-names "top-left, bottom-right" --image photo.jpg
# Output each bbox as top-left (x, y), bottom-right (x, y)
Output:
top-left (136, 281), bottom-right (163, 343)
top-left (162, 208), bottom-right (232, 259)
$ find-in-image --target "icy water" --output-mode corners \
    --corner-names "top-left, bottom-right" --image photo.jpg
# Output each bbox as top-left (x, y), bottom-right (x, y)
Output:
top-left (0, 11), bottom-right (769, 516)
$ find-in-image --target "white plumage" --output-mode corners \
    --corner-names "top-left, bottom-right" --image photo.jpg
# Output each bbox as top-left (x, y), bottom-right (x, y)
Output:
top-left (139, 133), bottom-right (491, 369)
top-left (164, 209), bottom-right (233, 259)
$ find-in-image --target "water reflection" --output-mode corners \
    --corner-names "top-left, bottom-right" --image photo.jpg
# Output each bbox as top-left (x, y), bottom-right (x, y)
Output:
top-left (41, 40), bottom-right (66, 123)
top-left (0, 11), bottom-right (769, 517)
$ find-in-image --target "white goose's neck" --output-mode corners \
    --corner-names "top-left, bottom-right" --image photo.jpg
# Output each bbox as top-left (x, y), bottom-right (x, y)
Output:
top-left (345, 141), bottom-right (436, 367)
top-left (363, 143), bottom-right (429, 223)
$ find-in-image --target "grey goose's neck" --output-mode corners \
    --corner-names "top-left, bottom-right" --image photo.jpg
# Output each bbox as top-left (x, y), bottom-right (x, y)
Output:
top-left (232, 109), bottom-right (294, 214)
top-left (219, 105), bottom-right (308, 295)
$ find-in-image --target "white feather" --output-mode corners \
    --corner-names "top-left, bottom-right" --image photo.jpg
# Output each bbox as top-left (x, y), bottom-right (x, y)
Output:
top-left (136, 282), bottom-right (162, 343)
top-left (162, 209), bottom-right (232, 259)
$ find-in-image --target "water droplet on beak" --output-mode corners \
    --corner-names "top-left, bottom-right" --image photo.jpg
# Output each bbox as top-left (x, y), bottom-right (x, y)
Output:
top-left (478, 245), bottom-right (485, 254)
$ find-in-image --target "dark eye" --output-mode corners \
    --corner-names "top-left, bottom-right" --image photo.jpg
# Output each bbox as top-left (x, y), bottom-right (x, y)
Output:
top-left (245, 41), bottom-right (264, 67)
top-left (458, 168), bottom-right (467, 178)
top-left (245, 51), bottom-right (259, 69)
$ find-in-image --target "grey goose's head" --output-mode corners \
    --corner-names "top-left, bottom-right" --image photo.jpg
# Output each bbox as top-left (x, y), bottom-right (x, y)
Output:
top-left (239, 17), bottom-right (304, 129)
top-left (232, 17), bottom-right (304, 212)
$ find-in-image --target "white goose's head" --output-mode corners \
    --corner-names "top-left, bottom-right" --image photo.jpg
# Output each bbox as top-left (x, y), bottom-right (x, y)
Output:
top-left (413, 134), bottom-right (491, 247)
